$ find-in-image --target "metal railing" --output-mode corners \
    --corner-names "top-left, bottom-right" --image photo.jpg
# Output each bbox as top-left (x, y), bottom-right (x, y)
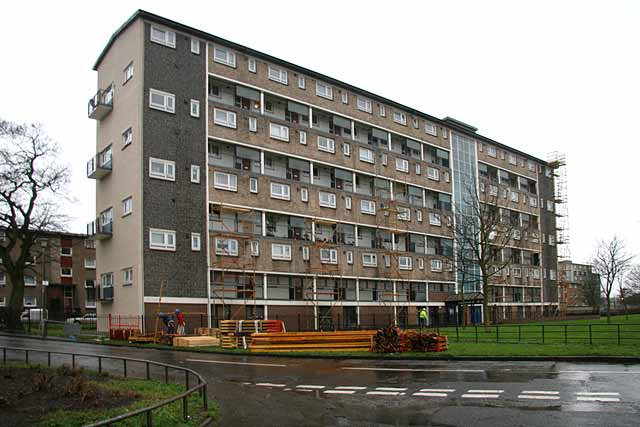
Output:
top-left (1, 346), bottom-right (210, 426)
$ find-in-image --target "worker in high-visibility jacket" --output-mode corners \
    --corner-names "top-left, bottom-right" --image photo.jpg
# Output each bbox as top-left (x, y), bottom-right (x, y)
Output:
top-left (419, 307), bottom-right (428, 329)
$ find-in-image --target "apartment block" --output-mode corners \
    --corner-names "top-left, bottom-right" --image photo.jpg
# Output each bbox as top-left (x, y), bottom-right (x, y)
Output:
top-left (559, 260), bottom-right (601, 314)
top-left (87, 10), bottom-right (561, 329)
top-left (0, 230), bottom-right (96, 318)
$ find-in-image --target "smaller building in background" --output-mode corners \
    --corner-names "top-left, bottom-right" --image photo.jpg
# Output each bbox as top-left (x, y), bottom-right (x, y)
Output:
top-left (0, 230), bottom-right (96, 319)
top-left (559, 260), bottom-right (601, 314)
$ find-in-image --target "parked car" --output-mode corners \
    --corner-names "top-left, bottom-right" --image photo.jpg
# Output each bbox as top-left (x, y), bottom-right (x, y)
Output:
top-left (66, 313), bottom-right (97, 324)
top-left (20, 308), bottom-right (48, 322)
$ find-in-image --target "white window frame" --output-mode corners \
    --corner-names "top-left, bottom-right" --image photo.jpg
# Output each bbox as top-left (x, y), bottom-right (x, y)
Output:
top-left (248, 117), bottom-right (257, 132)
top-left (250, 241), bottom-right (260, 256)
top-left (149, 157), bottom-right (175, 181)
top-left (418, 258), bottom-right (424, 270)
top-left (430, 259), bottom-right (443, 272)
top-left (191, 233), bottom-right (201, 251)
top-left (269, 123), bottom-right (290, 142)
top-left (315, 82), bottom-right (333, 99)
top-left (122, 196), bottom-right (133, 216)
top-left (399, 256), bottom-right (413, 270)
top-left (424, 122), bottom-right (437, 136)
top-left (122, 127), bottom-right (133, 148)
top-left (415, 163), bottom-right (421, 175)
top-left (123, 62), bottom-right (134, 83)
top-left (250, 177), bottom-right (258, 193)
top-left (347, 251), bottom-right (354, 265)
top-left (23, 296), bottom-right (37, 307)
top-left (213, 108), bottom-right (237, 128)
top-left (60, 247), bottom-right (72, 256)
top-left (397, 206), bottom-right (411, 221)
top-left (317, 136), bottom-right (335, 153)
top-left (393, 111), bottom-right (407, 125)
top-left (272, 243), bottom-right (292, 261)
top-left (216, 238), bottom-right (239, 256)
top-left (149, 228), bottom-right (176, 251)
top-left (379, 105), bottom-right (386, 117)
top-left (343, 142), bottom-right (351, 157)
top-left (429, 212), bottom-right (442, 226)
top-left (427, 167), bottom-right (440, 181)
top-left (301, 187), bottom-right (309, 202)
top-left (302, 246), bottom-right (310, 261)
top-left (357, 97), bottom-right (372, 113)
top-left (345, 196), bottom-right (352, 210)
top-left (213, 171), bottom-right (238, 191)
top-left (190, 99), bottom-right (200, 118)
top-left (487, 146), bottom-right (497, 158)
top-left (123, 268), bottom-right (133, 286)
top-left (60, 267), bottom-right (72, 277)
top-left (395, 158), bottom-right (409, 173)
top-left (318, 191), bottom-right (337, 209)
top-left (299, 130), bottom-right (307, 144)
top-left (512, 267), bottom-right (522, 278)
top-left (191, 165), bottom-right (201, 184)
top-left (84, 258), bottom-right (96, 269)
top-left (341, 92), bottom-right (349, 104)
top-left (213, 46), bottom-right (236, 67)
top-left (416, 210), bottom-right (423, 222)
top-left (248, 57), bottom-right (256, 73)
top-left (150, 26), bottom-right (176, 48)
top-left (509, 154), bottom-right (517, 165)
top-left (511, 191), bottom-right (519, 202)
top-left (268, 66), bottom-right (288, 85)
top-left (360, 200), bottom-right (376, 215)
top-left (362, 253), bottom-right (378, 267)
top-left (149, 89), bottom-right (175, 114)
top-left (359, 147), bottom-right (375, 164)
top-left (270, 182), bottom-right (291, 201)
top-left (320, 248), bottom-right (338, 264)
top-left (24, 275), bottom-right (36, 287)
top-left (190, 38), bottom-right (200, 54)
top-left (298, 76), bottom-right (306, 89)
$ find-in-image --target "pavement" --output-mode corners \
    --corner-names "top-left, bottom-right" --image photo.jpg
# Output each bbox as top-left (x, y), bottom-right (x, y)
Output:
top-left (1, 334), bottom-right (639, 426)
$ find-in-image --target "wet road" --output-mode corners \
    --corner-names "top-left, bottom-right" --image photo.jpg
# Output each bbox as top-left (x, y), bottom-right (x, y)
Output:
top-left (2, 335), bottom-right (639, 426)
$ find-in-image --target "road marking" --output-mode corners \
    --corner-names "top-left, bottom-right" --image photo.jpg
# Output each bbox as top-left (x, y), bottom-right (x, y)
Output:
top-left (413, 392), bottom-right (448, 397)
top-left (575, 392), bottom-right (620, 396)
top-left (296, 385), bottom-right (326, 390)
top-left (419, 389), bottom-right (455, 393)
top-left (522, 391), bottom-right (559, 395)
top-left (367, 391), bottom-right (403, 396)
top-left (467, 389), bottom-right (504, 393)
top-left (255, 382), bottom-right (286, 388)
top-left (335, 386), bottom-right (367, 390)
top-left (375, 387), bottom-right (408, 392)
top-left (559, 370), bottom-right (640, 374)
top-left (284, 388), bottom-right (292, 391)
top-left (577, 397), bottom-right (621, 402)
top-left (342, 367), bottom-right (484, 373)
top-left (324, 390), bottom-right (356, 395)
top-left (462, 394), bottom-right (500, 399)
top-left (518, 395), bottom-right (561, 400)
top-left (186, 358), bottom-right (287, 368)
top-left (296, 389), bottom-right (313, 393)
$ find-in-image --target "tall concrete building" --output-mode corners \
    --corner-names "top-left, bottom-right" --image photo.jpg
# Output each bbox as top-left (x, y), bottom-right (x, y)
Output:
top-left (87, 10), bottom-right (561, 330)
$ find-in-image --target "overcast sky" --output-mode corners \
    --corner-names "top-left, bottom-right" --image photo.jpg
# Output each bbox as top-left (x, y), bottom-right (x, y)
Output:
top-left (1, 0), bottom-right (638, 264)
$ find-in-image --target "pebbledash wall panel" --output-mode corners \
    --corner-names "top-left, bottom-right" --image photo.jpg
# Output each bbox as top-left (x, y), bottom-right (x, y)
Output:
top-left (142, 22), bottom-right (208, 298)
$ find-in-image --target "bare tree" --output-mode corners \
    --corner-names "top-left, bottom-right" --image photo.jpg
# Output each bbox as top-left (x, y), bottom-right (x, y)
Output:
top-left (592, 237), bottom-right (633, 323)
top-left (0, 119), bottom-right (70, 330)
top-left (578, 274), bottom-right (602, 314)
top-left (449, 184), bottom-right (522, 326)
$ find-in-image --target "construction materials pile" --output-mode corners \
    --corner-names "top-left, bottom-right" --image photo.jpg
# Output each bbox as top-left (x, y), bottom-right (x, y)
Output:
top-left (219, 320), bottom-right (285, 349)
top-left (248, 330), bottom-right (377, 353)
top-left (173, 335), bottom-right (220, 348)
top-left (372, 327), bottom-right (448, 353)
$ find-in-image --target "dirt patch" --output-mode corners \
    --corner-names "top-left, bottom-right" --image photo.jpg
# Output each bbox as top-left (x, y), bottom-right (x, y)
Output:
top-left (0, 365), bottom-right (138, 427)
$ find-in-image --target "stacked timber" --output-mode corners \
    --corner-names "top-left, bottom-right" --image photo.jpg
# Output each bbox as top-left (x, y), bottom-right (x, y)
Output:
top-left (218, 320), bottom-right (285, 349)
top-left (194, 327), bottom-right (221, 338)
top-left (173, 336), bottom-right (220, 347)
top-left (248, 330), bottom-right (377, 353)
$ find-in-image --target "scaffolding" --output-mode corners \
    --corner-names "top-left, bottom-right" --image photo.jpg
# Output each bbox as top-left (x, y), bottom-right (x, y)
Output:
top-left (210, 204), bottom-right (259, 322)
top-left (547, 152), bottom-right (570, 314)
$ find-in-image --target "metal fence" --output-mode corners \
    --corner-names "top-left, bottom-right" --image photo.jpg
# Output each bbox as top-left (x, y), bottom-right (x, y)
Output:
top-left (1, 346), bottom-right (210, 426)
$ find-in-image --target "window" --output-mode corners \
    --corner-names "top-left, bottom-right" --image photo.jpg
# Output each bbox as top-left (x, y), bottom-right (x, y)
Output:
top-left (123, 268), bottom-right (133, 286)
top-left (248, 57), bottom-right (256, 72)
top-left (190, 38), bottom-right (200, 54)
top-left (84, 258), bottom-right (96, 269)
top-left (418, 258), bottom-right (424, 270)
top-left (24, 296), bottom-right (37, 307)
top-left (379, 105), bottom-right (386, 117)
top-left (213, 172), bottom-right (237, 191)
top-left (123, 62), bottom-right (134, 83)
top-left (122, 127), bottom-right (133, 148)
top-left (216, 238), bottom-right (238, 256)
top-left (550, 269), bottom-right (557, 280)
top-left (85, 239), bottom-right (95, 249)
top-left (359, 147), bottom-right (375, 164)
top-left (250, 177), bottom-right (258, 193)
top-left (214, 108), bottom-right (237, 128)
top-left (512, 267), bottom-right (522, 278)
top-left (149, 89), bottom-right (175, 113)
top-left (149, 158), bottom-right (175, 181)
top-left (547, 200), bottom-right (554, 212)
top-left (272, 243), bottom-right (292, 260)
top-left (529, 196), bottom-right (537, 207)
top-left (508, 154), bottom-right (517, 165)
top-left (150, 26), bottom-right (176, 48)
top-left (487, 146), bottom-right (497, 158)
top-left (425, 122), bottom-right (437, 136)
top-left (298, 76), bottom-right (306, 89)
top-left (191, 233), bottom-right (201, 251)
top-left (341, 92), bottom-right (348, 104)
top-left (549, 235), bottom-right (556, 246)
top-left (399, 256), bottom-right (412, 270)
top-left (61, 268), bottom-right (72, 277)
top-left (317, 136), bottom-right (335, 153)
top-left (213, 47), bottom-right (236, 67)
top-left (269, 123), bottom-right (290, 142)
top-left (270, 182), bottom-right (291, 200)
top-left (24, 275), bottom-right (36, 286)
top-left (302, 246), bottom-right (310, 260)
top-left (357, 97), bottom-right (372, 113)
top-left (316, 82), bottom-right (333, 99)
top-left (415, 163), bottom-right (421, 175)
top-left (510, 191), bottom-right (519, 202)
top-left (122, 197), bottom-right (133, 216)
top-left (301, 188), bottom-right (309, 202)
top-left (429, 212), bottom-right (441, 226)
top-left (381, 153), bottom-right (388, 165)
top-left (250, 241), bottom-right (260, 256)
top-left (395, 158), bottom-right (409, 173)
top-left (61, 247), bottom-right (72, 256)
top-left (320, 248), bottom-right (338, 264)
top-left (360, 200), bottom-right (376, 215)
top-left (442, 128), bottom-right (448, 138)
top-left (345, 196), bottom-right (352, 210)
top-left (416, 210), bottom-right (423, 222)
top-left (489, 185), bottom-right (498, 196)
top-left (190, 99), bottom-right (200, 118)
top-left (393, 111), bottom-right (407, 125)
top-left (299, 130), bottom-right (307, 144)
top-left (248, 117), bottom-right (257, 132)
top-left (397, 206), bottom-right (411, 221)
top-left (191, 165), bottom-right (201, 184)
top-left (268, 66), bottom-right (288, 85)
top-left (347, 251), bottom-right (353, 265)
top-left (528, 161), bottom-right (536, 172)
top-left (362, 253), bottom-right (377, 267)
top-left (430, 259), bottom-right (443, 272)
top-left (343, 142), bottom-right (350, 157)
top-left (427, 167), bottom-right (440, 181)
top-left (318, 191), bottom-right (336, 208)
top-left (149, 229), bottom-right (176, 251)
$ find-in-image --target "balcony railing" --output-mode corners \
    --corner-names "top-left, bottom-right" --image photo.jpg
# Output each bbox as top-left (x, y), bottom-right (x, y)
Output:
top-left (88, 87), bottom-right (113, 120)
top-left (86, 149), bottom-right (113, 179)
top-left (87, 218), bottom-right (113, 240)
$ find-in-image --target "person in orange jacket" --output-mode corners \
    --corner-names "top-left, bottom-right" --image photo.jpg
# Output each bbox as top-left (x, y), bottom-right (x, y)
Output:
top-left (175, 308), bottom-right (186, 335)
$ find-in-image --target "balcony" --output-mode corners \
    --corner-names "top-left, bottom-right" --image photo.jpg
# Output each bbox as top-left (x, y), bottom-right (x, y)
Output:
top-left (88, 87), bottom-right (113, 120)
top-left (86, 147), bottom-right (113, 179)
top-left (87, 217), bottom-right (113, 240)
